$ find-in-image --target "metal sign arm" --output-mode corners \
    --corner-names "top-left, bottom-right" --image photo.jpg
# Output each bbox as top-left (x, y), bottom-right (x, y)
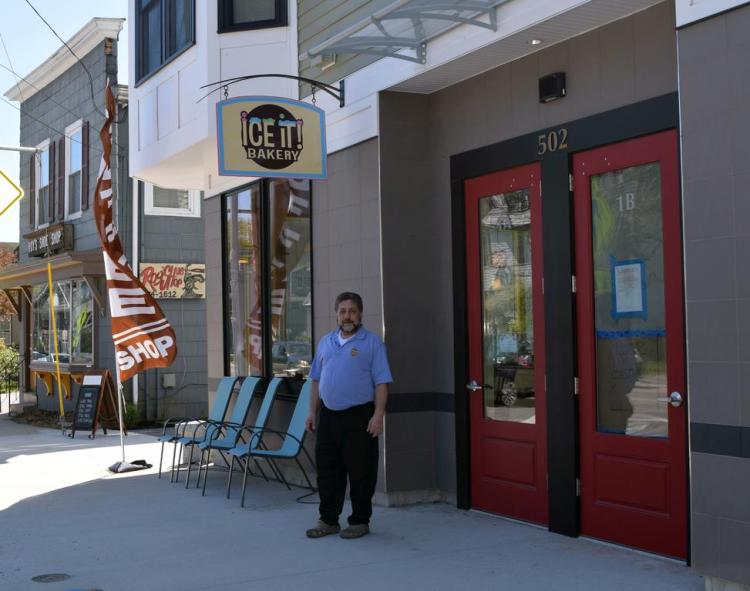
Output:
top-left (198, 74), bottom-right (345, 108)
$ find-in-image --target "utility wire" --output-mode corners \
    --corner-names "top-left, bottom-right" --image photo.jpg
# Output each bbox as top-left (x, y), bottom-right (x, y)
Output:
top-left (22, 0), bottom-right (126, 123)
top-left (0, 29), bottom-right (23, 103)
top-left (0, 94), bottom-right (125, 164)
top-left (0, 60), bottom-right (128, 156)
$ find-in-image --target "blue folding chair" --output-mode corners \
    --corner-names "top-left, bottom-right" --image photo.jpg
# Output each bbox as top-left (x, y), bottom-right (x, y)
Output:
top-left (157, 376), bottom-right (240, 481)
top-left (228, 379), bottom-right (316, 507)
top-left (179, 376), bottom-right (264, 488)
top-left (197, 376), bottom-right (283, 496)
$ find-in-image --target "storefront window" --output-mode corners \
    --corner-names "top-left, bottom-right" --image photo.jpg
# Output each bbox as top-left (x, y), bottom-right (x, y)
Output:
top-left (31, 280), bottom-right (93, 365)
top-left (31, 285), bottom-right (50, 362)
top-left (269, 180), bottom-right (312, 377)
top-left (223, 179), bottom-right (312, 377)
top-left (225, 185), bottom-right (263, 376)
top-left (72, 280), bottom-right (93, 364)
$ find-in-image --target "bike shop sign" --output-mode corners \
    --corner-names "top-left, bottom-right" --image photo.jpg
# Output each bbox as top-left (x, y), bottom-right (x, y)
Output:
top-left (216, 96), bottom-right (327, 179)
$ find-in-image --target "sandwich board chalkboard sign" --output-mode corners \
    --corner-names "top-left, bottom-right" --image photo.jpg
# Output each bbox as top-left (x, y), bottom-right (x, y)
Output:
top-left (68, 369), bottom-right (123, 439)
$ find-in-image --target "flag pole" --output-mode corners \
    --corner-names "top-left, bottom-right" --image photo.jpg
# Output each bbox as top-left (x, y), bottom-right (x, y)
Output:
top-left (47, 262), bottom-right (66, 435)
top-left (115, 366), bottom-right (126, 463)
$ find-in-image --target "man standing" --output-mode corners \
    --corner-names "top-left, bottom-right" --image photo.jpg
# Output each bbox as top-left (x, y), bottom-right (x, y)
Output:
top-left (305, 292), bottom-right (392, 539)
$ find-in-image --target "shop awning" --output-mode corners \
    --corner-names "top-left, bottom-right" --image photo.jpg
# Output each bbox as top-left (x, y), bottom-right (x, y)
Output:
top-left (0, 249), bottom-right (106, 313)
top-left (301, 0), bottom-right (511, 65)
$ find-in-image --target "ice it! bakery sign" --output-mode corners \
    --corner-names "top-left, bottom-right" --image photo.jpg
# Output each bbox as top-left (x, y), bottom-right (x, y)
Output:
top-left (216, 96), bottom-right (327, 179)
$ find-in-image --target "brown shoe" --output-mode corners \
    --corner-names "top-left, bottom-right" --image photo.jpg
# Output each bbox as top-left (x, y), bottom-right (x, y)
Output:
top-left (306, 520), bottom-right (341, 538)
top-left (340, 524), bottom-right (370, 539)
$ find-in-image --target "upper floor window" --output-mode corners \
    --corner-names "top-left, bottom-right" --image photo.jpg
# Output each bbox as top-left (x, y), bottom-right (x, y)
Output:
top-left (65, 120), bottom-right (83, 219)
top-left (218, 0), bottom-right (287, 33)
top-left (35, 140), bottom-right (50, 228)
top-left (136, 0), bottom-right (195, 83)
top-left (144, 183), bottom-right (201, 217)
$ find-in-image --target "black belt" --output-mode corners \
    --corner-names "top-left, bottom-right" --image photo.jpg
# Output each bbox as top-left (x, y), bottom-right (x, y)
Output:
top-left (320, 401), bottom-right (374, 414)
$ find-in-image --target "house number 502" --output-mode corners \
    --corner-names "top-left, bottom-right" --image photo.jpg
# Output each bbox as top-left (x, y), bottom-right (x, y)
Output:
top-left (537, 129), bottom-right (568, 155)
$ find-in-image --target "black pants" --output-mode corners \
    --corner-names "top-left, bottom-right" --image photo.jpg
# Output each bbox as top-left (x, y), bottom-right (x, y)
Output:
top-left (316, 402), bottom-right (379, 526)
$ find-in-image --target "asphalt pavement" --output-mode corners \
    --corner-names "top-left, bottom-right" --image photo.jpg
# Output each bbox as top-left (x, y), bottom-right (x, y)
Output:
top-left (0, 413), bottom-right (704, 591)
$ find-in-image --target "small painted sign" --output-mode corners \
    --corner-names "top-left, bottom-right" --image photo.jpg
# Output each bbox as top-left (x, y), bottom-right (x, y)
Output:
top-left (216, 96), bottom-right (327, 179)
top-left (139, 263), bottom-right (206, 299)
top-left (0, 169), bottom-right (23, 218)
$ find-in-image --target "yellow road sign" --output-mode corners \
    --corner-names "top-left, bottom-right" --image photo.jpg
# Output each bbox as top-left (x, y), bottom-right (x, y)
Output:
top-left (0, 168), bottom-right (23, 218)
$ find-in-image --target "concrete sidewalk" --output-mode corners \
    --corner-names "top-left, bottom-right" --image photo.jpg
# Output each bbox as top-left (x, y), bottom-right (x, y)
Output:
top-left (0, 414), bottom-right (703, 591)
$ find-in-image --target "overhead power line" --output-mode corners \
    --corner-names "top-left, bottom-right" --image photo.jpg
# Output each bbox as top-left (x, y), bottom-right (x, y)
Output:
top-left (0, 29), bottom-right (23, 103)
top-left (0, 60), bottom-right (128, 156)
top-left (23, 0), bottom-right (125, 123)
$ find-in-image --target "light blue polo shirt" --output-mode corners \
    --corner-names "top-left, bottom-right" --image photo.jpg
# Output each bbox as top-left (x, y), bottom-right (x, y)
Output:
top-left (309, 326), bottom-right (393, 411)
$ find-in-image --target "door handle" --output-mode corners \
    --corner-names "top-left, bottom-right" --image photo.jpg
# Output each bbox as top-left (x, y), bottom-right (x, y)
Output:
top-left (657, 391), bottom-right (683, 408)
top-left (466, 380), bottom-right (492, 392)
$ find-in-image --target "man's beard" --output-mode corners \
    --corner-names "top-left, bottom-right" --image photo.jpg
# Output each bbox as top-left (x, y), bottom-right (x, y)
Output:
top-left (339, 321), bottom-right (361, 334)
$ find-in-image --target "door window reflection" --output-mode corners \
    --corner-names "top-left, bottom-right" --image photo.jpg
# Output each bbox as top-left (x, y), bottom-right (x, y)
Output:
top-left (479, 190), bottom-right (536, 423)
top-left (590, 163), bottom-right (668, 438)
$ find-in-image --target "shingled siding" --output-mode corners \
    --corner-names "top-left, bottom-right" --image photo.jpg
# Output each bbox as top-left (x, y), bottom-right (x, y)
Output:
top-left (298, 0), bottom-right (392, 97)
top-left (18, 41), bottom-right (122, 262)
top-left (137, 184), bottom-right (207, 420)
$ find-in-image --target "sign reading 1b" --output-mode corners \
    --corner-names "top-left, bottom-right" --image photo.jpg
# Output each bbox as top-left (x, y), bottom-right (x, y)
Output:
top-left (216, 96), bottom-right (327, 180)
top-left (0, 169), bottom-right (23, 218)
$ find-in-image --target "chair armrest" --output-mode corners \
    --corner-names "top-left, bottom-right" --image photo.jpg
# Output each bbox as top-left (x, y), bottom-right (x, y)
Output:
top-left (160, 416), bottom-right (188, 437)
top-left (244, 426), bottom-right (306, 450)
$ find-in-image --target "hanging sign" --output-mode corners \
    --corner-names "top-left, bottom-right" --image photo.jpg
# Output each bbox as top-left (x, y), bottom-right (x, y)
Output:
top-left (24, 223), bottom-right (73, 257)
top-left (216, 96), bottom-right (327, 180)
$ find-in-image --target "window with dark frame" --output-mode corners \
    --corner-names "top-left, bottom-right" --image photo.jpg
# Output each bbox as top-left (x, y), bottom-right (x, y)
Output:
top-left (136, 0), bottom-right (195, 83)
top-left (222, 178), bottom-right (312, 378)
top-left (217, 0), bottom-right (287, 33)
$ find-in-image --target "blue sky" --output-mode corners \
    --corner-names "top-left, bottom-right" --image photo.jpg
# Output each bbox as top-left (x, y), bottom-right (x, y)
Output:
top-left (0, 0), bottom-right (128, 243)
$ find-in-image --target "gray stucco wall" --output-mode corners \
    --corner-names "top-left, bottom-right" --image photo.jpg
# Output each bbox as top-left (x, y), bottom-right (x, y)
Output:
top-left (310, 138), bottom-right (388, 497)
top-left (678, 5), bottom-right (750, 587)
top-left (378, 1), bottom-right (677, 498)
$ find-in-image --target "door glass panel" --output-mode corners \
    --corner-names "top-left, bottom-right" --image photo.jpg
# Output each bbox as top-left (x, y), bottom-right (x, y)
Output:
top-left (590, 163), bottom-right (667, 438)
top-left (479, 190), bottom-right (535, 423)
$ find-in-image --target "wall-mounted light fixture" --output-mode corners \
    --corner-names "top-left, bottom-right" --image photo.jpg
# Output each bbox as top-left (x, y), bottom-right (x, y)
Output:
top-left (539, 72), bottom-right (566, 103)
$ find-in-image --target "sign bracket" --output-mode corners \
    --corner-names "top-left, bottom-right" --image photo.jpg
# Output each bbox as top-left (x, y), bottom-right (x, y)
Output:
top-left (198, 74), bottom-right (345, 108)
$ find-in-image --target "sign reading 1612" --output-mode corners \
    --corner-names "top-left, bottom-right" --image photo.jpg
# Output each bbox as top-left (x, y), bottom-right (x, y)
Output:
top-left (0, 169), bottom-right (23, 218)
top-left (216, 96), bottom-right (328, 180)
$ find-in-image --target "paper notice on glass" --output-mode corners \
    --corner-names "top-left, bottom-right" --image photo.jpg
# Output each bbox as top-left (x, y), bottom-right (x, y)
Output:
top-left (613, 261), bottom-right (645, 315)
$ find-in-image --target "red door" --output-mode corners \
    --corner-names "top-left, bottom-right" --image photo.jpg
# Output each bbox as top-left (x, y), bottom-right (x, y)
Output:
top-left (573, 130), bottom-right (687, 557)
top-left (465, 163), bottom-right (547, 524)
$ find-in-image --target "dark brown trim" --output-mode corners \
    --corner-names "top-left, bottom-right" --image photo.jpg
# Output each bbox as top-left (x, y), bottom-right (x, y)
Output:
top-left (48, 140), bottom-right (56, 224)
top-left (57, 137), bottom-right (65, 220)
top-left (28, 153), bottom-right (35, 226)
top-left (217, 0), bottom-right (288, 33)
top-left (0, 249), bottom-right (104, 290)
top-left (387, 392), bottom-right (454, 413)
top-left (81, 121), bottom-right (89, 210)
top-left (691, 423), bottom-right (750, 459)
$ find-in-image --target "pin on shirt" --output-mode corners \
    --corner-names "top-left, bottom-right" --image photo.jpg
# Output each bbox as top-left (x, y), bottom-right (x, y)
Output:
top-left (351, 348), bottom-right (359, 357)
